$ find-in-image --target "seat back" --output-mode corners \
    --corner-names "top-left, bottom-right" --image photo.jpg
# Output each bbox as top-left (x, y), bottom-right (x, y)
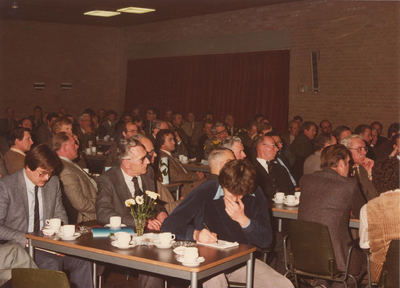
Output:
top-left (290, 220), bottom-right (340, 277)
top-left (379, 239), bottom-right (400, 288)
top-left (12, 268), bottom-right (70, 288)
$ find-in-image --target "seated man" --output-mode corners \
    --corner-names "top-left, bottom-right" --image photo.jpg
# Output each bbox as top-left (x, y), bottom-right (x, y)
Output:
top-left (359, 158), bottom-right (400, 283)
top-left (3, 127), bottom-right (33, 174)
top-left (0, 243), bottom-right (38, 287)
top-left (203, 122), bottom-right (228, 160)
top-left (207, 148), bottom-right (235, 181)
top-left (161, 159), bottom-right (293, 288)
top-left (220, 136), bottom-right (246, 159)
top-left (157, 129), bottom-right (205, 197)
top-left (53, 132), bottom-right (98, 223)
top-left (0, 144), bottom-right (93, 288)
top-left (299, 144), bottom-right (366, 287)
top-left (303, 132), bottom-right (337, 175)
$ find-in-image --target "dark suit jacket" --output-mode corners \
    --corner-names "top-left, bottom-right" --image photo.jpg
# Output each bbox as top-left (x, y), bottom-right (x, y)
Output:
top-left (35, 124), bottom-right (53, 145)
top-left (290, 132), bottom-right (313, 182)
top-left (0, 169), bottom-right (68, 247)
top-left (101, 121), bottom-right (116, 138)
top-left (253, 157), bottom-right (295, 200)
top-left (299, 168), bottom-right (366, 274)
top-left (0, 118), bottom-right (18, 135)
top-left (95, 166), bottom-right (166, 226)
top-left (355, 165), bottom-right (378, 201)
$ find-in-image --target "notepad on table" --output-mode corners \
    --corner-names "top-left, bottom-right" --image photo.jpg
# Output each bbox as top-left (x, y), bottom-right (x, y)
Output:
top-left (197, 240), bottom-right (239, 249)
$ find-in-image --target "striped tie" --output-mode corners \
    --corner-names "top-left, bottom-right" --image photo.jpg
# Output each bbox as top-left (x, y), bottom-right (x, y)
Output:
top-left (132, 177), bottom-right (144, 196)
top-left (34, 186), bottom-right (40, 231)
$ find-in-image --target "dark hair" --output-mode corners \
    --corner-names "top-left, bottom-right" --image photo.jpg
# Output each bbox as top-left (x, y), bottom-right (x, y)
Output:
top-left (293, 116), bottom-right (303, 122)
top-left (106, 110), bottom-right (117, 117)
top-left (19, 117), bottom-right (32, 127)
top-left (319, 120), bottom-right (332, 129)
top-left (148, 107), bottom-right (160, 119)
top-left (320, 144), bottom-right (350, 169)
top-left (5, 107), bottom-right (13, 113)
top-left (52, 132), bottom-right (71, 152)
top-left (372, 158), bottom-right (400, 194)
top-left (203, 119), bottom-right (213, 128)
top-left (300, 121), bottom-right (317, 133)
top-left (246, 120), bottom-right (258, 131)
top-left (203, 110), bottom-right (213, 119)
top-left (46, 112), bottom-right (59, 123)
top-left (288, 120), bottom-right (299, 129)
top-left (390, 133), bottom-right (400, 146)
top-left (25, 144), bottom-right (61, 172)
top-left (314, 132), bottom-right (334, 151)
top-left (171, 112), bottom-right (182, 122)
top-left (218, 159), bottom-right (257, 196)
top-left (257, 122), bottom-right (272, 135)
top-left (83, 108), bottom-right (96, 117)
top-left (370, 121), bottom-right (383, 131)
top-left (354, 124), bottom-right (371, 135)
top-left (333, 125), bottom-right (352, 142)
top-left (253, 114), bottom-right (264, 121)
top-left (387, 123), bottom-right (400, 139)
top-left (132, 115), bottom-right (143, 123)
top-left (156, 129), bottom-right (173, 148)
top-left (34, 106), bottom-right (42, 111)
top-left (9, 127), bottom-right (31, 146)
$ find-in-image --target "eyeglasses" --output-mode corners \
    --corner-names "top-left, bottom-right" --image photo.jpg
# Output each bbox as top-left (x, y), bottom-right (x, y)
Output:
top-left (121, 155), bottom-right (148, 164)
top-left (263, 143), bottom-right (278, 149)
top-left (349, 146), bottom-right (368, 153)
top-left (216, 129), bottom-right (227, 135)
top-left (36, 169), bottom-right (53, 178)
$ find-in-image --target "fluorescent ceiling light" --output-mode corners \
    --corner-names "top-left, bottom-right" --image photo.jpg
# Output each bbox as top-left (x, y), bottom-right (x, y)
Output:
top-left (84, 10), bottom-right (120, 17)
top-left (117, 7), bottom-right (155, 14)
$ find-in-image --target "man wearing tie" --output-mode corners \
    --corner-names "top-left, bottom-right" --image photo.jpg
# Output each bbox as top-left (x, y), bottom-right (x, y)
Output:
top-left (0, 144), bottom-right (93, 288)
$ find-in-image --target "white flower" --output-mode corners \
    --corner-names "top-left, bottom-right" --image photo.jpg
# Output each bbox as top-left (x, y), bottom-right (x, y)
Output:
top-left (146, 190), bottom-right (160, 200)
top-left (125, 198), bottom-right (135, 207)
top-left (136, 195), bottom-right (144, 205)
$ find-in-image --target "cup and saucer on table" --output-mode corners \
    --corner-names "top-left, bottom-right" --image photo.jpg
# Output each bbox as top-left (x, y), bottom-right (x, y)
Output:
top-left (56, 224), bottom-right (81, 241)
top-left (105, 216), bottom-right (127, 229)
top-left (111, 232), bottom-right (137, 249)
top-left (176, 247), bottom-right (205, 267)
top-left (283, 195), bottom-right (300, 207)
top-left (153, 232), bottom-right (176, 249)
top-left (272, 192), bottom-right (285, 204)
top-left (179, 155), bottom-right (189, 164)
top-left (42, 218), bottom-right (62, 236)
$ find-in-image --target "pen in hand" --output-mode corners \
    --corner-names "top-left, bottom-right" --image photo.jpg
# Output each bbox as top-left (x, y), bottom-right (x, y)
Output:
top-left (204, 223), bottom-right (218, 243)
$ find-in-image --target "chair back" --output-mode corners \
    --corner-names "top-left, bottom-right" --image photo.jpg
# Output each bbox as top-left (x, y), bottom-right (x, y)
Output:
top-left (379, 239), bottom-right (400, 288)
top-left (12, 268), bottom-right (70, 288)
top-left (290, 220), bottom-right (340, 277)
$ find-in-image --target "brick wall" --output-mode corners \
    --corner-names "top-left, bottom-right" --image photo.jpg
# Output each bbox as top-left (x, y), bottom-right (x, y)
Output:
top-left (0, 20), bottom-right (123, 119)
top-left (123, 0), bottom-right (399, 132)
top-left (0, 0), bottom-right (398, 134)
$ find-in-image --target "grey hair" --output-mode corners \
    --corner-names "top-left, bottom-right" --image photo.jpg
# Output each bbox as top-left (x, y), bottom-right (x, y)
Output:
top-left (129, 133), bottom-right (148, 142)
top-left (210, 122), bottom-right (226, 135)
top-left (220, 136), bottom-right (242, 150)
top-left (340, 134), bottom-right (364, 148)
top-left (79, 113), bottom-right (91, 122)
top-left (117, 138), bottom-right (145, 163)
top-left (152, 120), bottom-right (167, 134)
top-left (208, 148), bottom-right (235, 168)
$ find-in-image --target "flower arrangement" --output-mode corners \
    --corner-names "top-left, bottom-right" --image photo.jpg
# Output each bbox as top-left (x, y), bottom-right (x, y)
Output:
top-left (125, 191), bottom-right (160, 236)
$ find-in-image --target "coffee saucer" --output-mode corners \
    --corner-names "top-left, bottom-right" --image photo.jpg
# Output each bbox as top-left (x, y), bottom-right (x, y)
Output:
top-left (111, 240), bottom-right (137, 249)
top-left (42, 228), bottom-right (55, 236)
top-left (153, 240), bottom-right (174, 249)
top-left (104, 224), bottom-right (127, 228)
top-left (272, 197), bottom-right (284, 204)
top-left (56, 231), bottom-right (81, 241)
top-left (283, 200), bottom-right (299, 206)
top-left (177, 256), bottom-right (205, 267)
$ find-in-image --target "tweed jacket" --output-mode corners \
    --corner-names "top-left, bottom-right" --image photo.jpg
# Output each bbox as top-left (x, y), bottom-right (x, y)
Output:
top-left (0, 169), bottom-right (68, 247)
top-left (59, 158), bottom-right (97, 223)
top-left (299, 168), bottom-right (366, 274)
top-left (3, 149), bottom-right (25, 175)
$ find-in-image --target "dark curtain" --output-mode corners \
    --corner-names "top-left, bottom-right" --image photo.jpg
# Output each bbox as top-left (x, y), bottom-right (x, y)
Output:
top-left (125, 50), bottom-right (289, 134)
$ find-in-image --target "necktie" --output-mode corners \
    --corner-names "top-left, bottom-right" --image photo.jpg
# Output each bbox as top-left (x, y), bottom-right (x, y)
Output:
top-left (34, 186), bottom-right (40, 231)
top-left (352, 166), bottom-right (360, 180)
top-left (267, 161), bottom-right (278, 192)
top-left (132, 177), bottom-right (144, 196)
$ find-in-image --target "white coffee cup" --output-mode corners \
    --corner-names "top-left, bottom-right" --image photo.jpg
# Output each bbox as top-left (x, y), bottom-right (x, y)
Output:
top-left (88, 140), bottom-right (93, 148)
top-left (181, 156), bottom-right (188, 163)
top-left (45, 218), bottom-right (61, 231)
top-left (117, 232), bottom-right (131, 247)
top-left (184, 247), bottom-right (199, 263)
top-left (61, 225), bottom-right (75, 237)
top-left (159, 232), bottom-right (176, 245)
top-left (104, 135), bottom-right (110, 141)
top-left (286, 195), bottom-right (296, 204)
top-left (294, 192), bottom-right (301, 199)
top-left (274, 192), bottom-right (285, 203)
top-left (85, 147), bottom-right (91, 155)
top-left (110, 216), bottom-right (121, 228)
top-left (179, 155), bottom-right (184, 162)
top-left (91, 146), bottom-right (97, 154)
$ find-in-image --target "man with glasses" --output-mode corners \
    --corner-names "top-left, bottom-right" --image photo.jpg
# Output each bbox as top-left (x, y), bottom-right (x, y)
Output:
top-left (0, 144), bottom-right (93, 288)
top-left (204, 122), bottom-right (229, 160)
top-left (341, 134), bottom-right (378, 201)
top-left (144, 107), bottom-right (159, 135)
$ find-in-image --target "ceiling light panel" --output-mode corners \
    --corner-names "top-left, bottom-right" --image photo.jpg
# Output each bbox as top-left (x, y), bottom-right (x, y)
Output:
top-left (117, 7), bottom-right (155, 14)
top-left (84, 10), bottom-right (121, 17)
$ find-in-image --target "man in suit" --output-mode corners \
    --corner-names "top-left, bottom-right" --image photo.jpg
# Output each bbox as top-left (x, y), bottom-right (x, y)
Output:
top-left (144, 107), bottom-right (159, 135)
top-left (36, 112), bottom-right (58, 145)
top-left (290, 121), bottom-right (317, 182)
top-left (220, 136), bottom-right (246, 159)
top-left (207, 148), bottom-right (235, 181)
top-left (0, 144), bottom-right (93, 288)
top-left (341, 134), bottom-right (378, 201)
top-left (3, 127), bottom-right (33, 175)
top-left (225, 114), bottom-right (239, 136)
top-left (53, 132), bottom-right (97, 223)
top-left (281, 120), bottom-right (300, 148)
top-left (157, 129), bottom-right (205, 197)
top-left (355, 124), bottom-right (376, 161)
top-left (29, 106), bottom-right (44, 136)
top-left (101, 109), bottom-right (117, 138)
top-left (237, 120), bottom-right (258, 160)
top-left (171, 112), bottom-right (190, 148)
top-left (203, 122), bottom-right (229, 160)
top-left (0, 107), bottom-right (18, 138)
top-left (303, 132), bottom-right (337, 175)
top-left (96, 138), bottom-right (167, 288)
top-left (299, 144), bottom-right (366, 287)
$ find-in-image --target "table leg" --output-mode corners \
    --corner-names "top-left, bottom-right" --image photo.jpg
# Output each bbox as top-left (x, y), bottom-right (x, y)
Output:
top-left (190, 272), bottom-right (198, 288)
top-left (175, 186), bottom-right (181, 201)
top-left (28, 239), bottom-right (34, 258)
top-left (93, 262), bottom-right (97, 288)
top-left (246, 253), bottom-right (254, 288)
top-left (278, 219), bottom-right (282, 232)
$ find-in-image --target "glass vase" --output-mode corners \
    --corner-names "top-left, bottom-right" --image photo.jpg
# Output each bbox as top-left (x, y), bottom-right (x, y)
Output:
top-left (134, 218), bottom-right (146, 236)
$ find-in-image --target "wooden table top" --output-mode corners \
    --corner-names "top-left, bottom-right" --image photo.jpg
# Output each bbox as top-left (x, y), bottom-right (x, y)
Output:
top-left (26, 232), bottom-right (255, 273)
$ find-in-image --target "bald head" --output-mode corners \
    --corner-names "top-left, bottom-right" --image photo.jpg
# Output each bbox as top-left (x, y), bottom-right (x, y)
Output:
top-left (208, 148), bottom-right (235, 175)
